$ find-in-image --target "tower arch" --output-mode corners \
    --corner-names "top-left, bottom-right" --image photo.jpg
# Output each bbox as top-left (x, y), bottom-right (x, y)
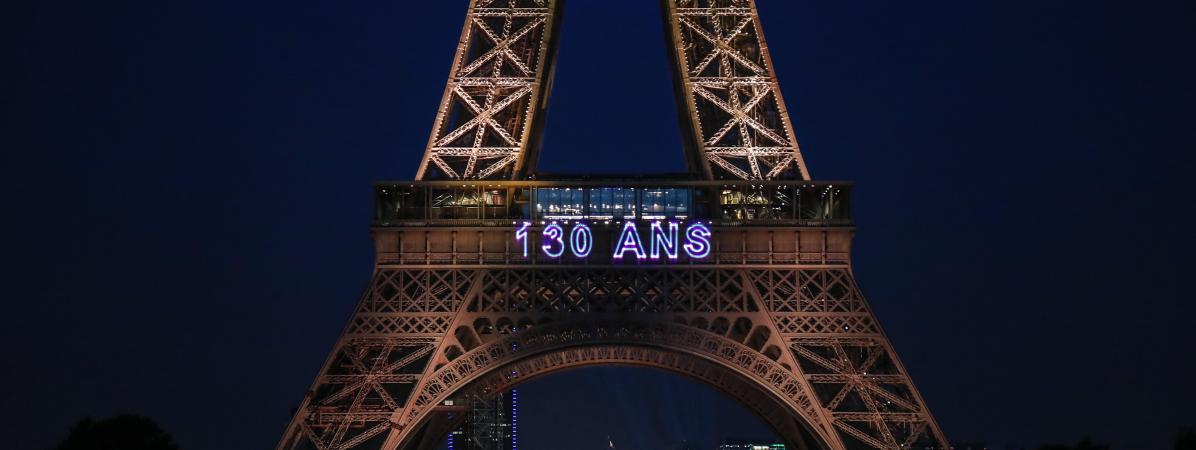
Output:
top-left (387, 319), bottom-right (839, 450)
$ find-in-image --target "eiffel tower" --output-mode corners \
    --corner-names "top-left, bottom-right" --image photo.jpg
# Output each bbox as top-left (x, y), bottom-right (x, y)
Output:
top-left (277, 1), bottom-right (949, 449)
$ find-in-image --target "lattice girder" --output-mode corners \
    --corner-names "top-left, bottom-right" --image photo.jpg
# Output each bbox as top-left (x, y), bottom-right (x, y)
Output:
top-left (665, 0), bottom-right (811, 180)
top-left (387, 320), bottom-right (835, 450)
top-left (288, 339), bottom-right (438, 450)
top-left (278, 266), bottom-right (947, 450)
top-left (417, 0), bottom-right (559, 180)
top-left (286, 0), bottom-right (946, 448)
top-left (415, 0), bottom-right (811, 181)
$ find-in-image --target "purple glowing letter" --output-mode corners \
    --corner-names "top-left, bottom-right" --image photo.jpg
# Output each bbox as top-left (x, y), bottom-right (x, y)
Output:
top-left (570, 223), bottom-right (593, 258)
top-left (613, 221), bottom-right (646, 260)
top-left (541, 222), bottom-right (565, 258)
top-left (649, 221), bottom-right (680, 260)
top-left (683, 223), bottom-right (712, 259)
top-left (515, 221), bottom-right (531, 258)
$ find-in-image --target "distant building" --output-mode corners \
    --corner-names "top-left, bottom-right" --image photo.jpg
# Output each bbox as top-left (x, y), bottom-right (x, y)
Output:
top-left (447, 390), bottom-right (518, 450)
top-left (718, 440), bottom-right (786, 450)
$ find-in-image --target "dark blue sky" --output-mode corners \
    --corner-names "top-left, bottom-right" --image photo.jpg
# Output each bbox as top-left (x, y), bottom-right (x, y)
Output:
top-left (3, 0), bottom-right (1195, 449)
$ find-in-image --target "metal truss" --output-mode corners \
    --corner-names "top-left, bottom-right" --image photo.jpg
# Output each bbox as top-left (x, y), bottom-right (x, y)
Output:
top-left (416, 0), bottom-right (559, 180)
top-left (415, 0), bottom-right (809, 181)
top-left (277, 266), bottom-right (948, 450)
top-left (284, 1), bottom-right (943, 450)
top-left (664, 0), bottom-right (810, 180)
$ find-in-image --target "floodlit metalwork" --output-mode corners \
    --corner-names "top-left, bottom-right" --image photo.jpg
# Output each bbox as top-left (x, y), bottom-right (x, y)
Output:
top-left (416, 0), bottom-right (559, 180)
top-left (664, 0), bottom-right (809, 180)
top-left (415, 0), bottom-right (808, 181)
top-left (280, 2), bottom-right (946, 450)
top-left (278, 180), bottom-right (948, 450)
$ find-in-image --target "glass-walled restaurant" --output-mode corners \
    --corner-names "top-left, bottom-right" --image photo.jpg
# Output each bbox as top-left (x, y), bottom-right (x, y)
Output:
top-left (374, 182), bottom-right (850, 225)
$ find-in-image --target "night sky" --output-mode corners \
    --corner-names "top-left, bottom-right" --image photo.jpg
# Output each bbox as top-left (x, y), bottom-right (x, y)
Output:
top-left (3, 1), bottom-right (1195, 449)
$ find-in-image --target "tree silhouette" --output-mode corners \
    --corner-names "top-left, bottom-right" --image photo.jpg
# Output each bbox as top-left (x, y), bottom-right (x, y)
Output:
top-left (50, 415), bottom-right (179, 450)
top-left (1177, 427), bottom-right (1196, 450)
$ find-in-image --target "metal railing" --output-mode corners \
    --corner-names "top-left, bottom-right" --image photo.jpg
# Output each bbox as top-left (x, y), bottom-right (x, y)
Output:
top-left (375, 180), bottom-right (852, 227)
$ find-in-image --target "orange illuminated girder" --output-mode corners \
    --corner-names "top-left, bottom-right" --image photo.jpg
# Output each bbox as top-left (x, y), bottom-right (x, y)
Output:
top-left (276, 224), bottom-right (950, 450)
top-left (278, 1), bottom-right (949, 449)
top-left (415, 0), bottom-right (809, 181)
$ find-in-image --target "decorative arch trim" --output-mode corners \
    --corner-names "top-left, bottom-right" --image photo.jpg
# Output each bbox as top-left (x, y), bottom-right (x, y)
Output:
top-left (388, 319), bottom-right (841, 449)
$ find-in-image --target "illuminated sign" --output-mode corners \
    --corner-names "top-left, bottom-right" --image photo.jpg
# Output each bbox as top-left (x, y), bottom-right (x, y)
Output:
top-left (516, 221), bottom-right (711, 262)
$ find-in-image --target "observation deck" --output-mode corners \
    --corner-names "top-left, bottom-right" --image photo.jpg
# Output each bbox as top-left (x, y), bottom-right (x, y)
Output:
top-left (371, 178), bottom-right (855, 266)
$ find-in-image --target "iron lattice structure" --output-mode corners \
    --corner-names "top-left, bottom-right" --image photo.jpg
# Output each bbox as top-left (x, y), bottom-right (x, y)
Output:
top-left (279, 257), bottom-right (949, 449)
top-left (416, 0), bottom-right (808, 181)
top-left (279, 1), bottom-right (948, 450)
top-left (665, 0), bottom-right (809, 180)
top-left (416, 0), bottom-right (559, 181)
